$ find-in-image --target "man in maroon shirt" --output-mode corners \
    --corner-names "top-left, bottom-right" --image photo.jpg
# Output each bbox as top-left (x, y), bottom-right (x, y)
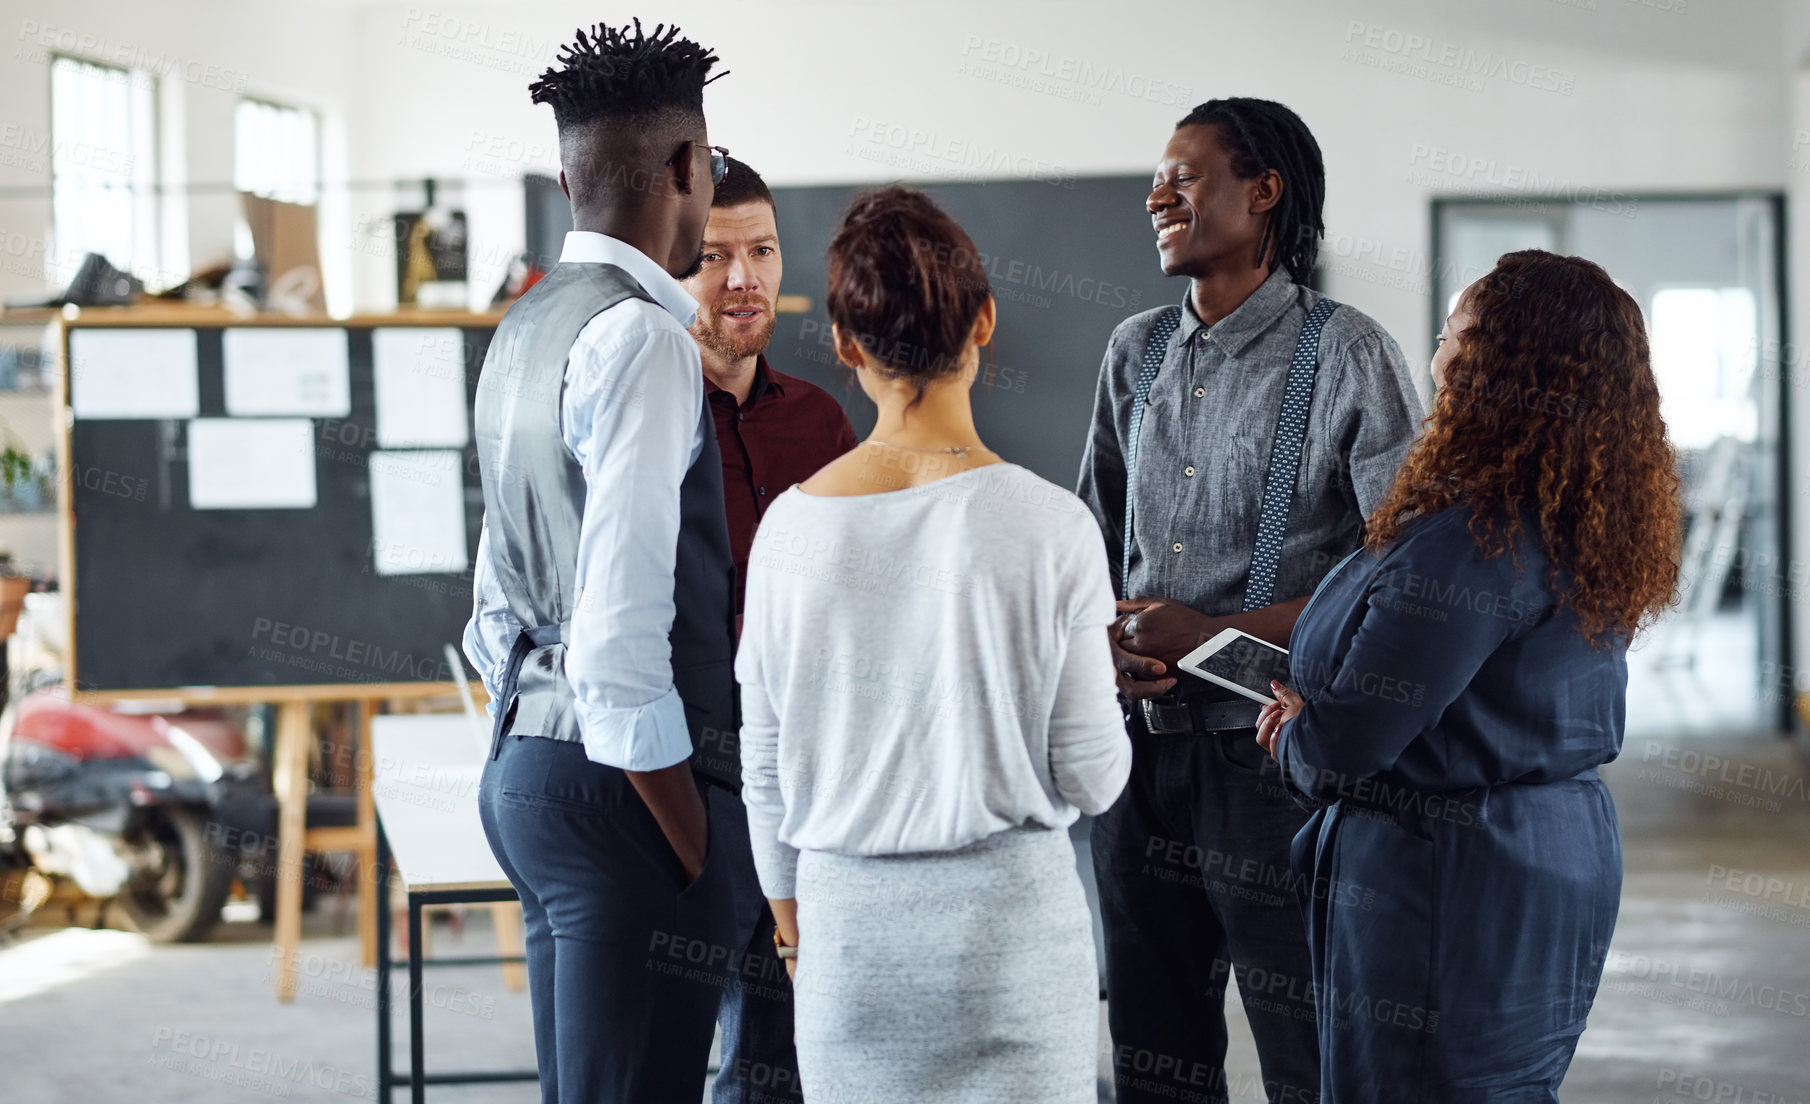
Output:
top-left (679, 155), bottom-right (853, 1104)
top-left (683, 157), bottom-right (856, 633)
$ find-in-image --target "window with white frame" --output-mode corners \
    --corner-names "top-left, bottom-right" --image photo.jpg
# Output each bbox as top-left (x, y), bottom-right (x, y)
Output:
top-left (234, 98), bottom-right (319, 205)
top-left (49, 55), bottom-right (158, 285)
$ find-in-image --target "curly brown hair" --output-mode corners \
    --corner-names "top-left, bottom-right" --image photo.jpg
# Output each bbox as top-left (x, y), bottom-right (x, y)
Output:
top-left (1366, 249), bottom-right (1683, 644)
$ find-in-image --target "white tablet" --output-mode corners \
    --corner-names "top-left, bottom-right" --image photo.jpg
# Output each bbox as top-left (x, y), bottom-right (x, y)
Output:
top-left (1177, 628), bottom-right (1292, 706)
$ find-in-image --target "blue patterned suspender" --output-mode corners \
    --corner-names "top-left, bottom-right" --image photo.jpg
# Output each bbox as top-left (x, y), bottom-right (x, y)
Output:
top-left (1242, 297), bottom-right (1339, 610)
top-left (1122, 297), bottom-right (1340, 609)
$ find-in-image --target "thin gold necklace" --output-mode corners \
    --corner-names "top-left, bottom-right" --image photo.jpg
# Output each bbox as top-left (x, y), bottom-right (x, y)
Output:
top-left (865, 439), bottom-right (992, 457)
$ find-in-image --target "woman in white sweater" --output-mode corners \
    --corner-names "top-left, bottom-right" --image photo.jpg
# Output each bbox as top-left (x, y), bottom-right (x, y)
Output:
top-left (735, 186), bottom-right (1132, 1103)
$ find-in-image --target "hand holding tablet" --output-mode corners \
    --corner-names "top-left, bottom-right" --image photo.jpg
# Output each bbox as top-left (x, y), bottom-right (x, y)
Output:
top-left (1177, 628), bottom-right (1293, 706)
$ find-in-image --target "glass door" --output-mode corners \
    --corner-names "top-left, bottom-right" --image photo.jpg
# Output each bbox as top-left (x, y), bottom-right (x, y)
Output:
top-left (1432, 195), bottom-right (1788, 737)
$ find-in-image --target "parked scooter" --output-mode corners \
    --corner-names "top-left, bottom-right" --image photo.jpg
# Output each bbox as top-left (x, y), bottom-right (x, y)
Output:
top-left (0, 690), bottom-right (272, 942)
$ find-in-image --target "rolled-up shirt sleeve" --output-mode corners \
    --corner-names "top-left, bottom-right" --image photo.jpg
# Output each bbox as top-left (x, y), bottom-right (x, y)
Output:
top-left (561, 312), bottom-right (706, 771)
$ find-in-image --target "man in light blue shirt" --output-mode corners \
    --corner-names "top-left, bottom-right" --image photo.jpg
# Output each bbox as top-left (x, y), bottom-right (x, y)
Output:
top-left (463, 21), bottom-right (740, 1102)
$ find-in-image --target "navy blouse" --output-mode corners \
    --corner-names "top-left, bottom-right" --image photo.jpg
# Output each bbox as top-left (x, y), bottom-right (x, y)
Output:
top-left (1276, 507), bottom-right (1626, 1100)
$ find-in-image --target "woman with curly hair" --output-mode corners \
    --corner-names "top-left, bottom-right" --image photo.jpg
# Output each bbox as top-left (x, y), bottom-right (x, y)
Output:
top-left (1253, 249), bottom-right (1682, 1101)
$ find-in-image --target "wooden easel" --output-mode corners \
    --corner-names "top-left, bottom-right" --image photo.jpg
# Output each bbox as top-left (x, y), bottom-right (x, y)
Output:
top-left (50, 307), bottom-right (508, 999)
top-left (69, 680), bottom-right (481, 999)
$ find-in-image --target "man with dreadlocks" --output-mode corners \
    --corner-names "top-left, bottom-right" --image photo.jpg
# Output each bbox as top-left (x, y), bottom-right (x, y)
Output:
top-left (464, 21), bottom-right (739, 1102)
top-left (1077, 98), bottom-right (1423, 1103)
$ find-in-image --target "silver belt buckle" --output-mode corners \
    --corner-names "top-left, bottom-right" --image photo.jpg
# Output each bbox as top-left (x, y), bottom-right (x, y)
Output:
top-left (1139, 698), bottom-right (1193, 735)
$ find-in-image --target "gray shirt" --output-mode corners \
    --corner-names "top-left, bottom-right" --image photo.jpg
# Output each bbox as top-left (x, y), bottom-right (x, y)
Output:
top-left (1077, 267), bottom-right (1423, 616)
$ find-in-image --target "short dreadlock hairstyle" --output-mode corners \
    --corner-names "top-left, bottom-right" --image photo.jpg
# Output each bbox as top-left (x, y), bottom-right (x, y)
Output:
top-left (529, 20), bottom-right (723, 131)
top-left (1175, 98), bottom-right (1324, 286)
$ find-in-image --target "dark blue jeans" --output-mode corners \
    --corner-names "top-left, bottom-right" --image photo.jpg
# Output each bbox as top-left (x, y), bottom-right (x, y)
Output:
top-left (1093, 722), bottom-right (1322, 1104)
top-left (479, 734), bottom-right (732, 1104)
top-left (706, 785), bottom-right (801, 1104)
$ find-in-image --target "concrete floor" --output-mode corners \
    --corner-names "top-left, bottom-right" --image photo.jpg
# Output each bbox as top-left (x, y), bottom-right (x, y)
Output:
top-left (2, 616), bottom-right (1806, 1102)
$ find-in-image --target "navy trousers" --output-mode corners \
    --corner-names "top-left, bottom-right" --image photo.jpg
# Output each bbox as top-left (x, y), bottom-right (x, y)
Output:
top-left (1093, 722), bottom-right (1322, 1104)
top-left (706, 785), bottom-right (802, 1104)
top-left (479, 733), bottom-right (732, 1104)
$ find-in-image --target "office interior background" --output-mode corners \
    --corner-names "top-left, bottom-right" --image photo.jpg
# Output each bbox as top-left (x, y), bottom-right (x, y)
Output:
top-left (0, 0), bottom-right (1806, 1101)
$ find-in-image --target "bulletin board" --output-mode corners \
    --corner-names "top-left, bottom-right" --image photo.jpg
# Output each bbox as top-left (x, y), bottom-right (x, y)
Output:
top-left (56, 309), bottom-right (500, 700)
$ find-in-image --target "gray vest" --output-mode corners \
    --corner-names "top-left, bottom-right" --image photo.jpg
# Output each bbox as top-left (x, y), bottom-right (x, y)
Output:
top-left (473, 261), bottom-right (739, 789)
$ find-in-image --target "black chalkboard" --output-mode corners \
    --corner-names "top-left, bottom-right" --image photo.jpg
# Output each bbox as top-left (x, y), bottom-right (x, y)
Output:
top-left (64, 319), bottom-right (493, 694)
top-left (764, 176), bottom-right (1184, 487)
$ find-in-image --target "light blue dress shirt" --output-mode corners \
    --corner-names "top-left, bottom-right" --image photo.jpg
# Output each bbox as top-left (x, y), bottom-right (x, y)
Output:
top-left (463, 230), bottom-right (707, 771)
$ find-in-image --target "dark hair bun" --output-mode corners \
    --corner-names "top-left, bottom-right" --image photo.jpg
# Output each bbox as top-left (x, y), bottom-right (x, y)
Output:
top-left (825, 186), bottom-right (990, 387)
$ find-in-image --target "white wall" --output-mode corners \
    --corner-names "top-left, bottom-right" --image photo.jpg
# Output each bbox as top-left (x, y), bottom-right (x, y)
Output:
top-left (0, 0), bottom-right (360, 302)
top-left (340, 0), bottom-right (1788, 364)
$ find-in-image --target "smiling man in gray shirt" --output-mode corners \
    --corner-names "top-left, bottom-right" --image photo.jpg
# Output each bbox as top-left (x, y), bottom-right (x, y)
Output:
top-left (1077, 97), bottom-right (1422, 1104)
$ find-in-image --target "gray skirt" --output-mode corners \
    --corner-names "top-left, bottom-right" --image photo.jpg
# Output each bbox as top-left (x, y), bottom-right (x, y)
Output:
top-left (791, 826), bottom-right (1098, 1104)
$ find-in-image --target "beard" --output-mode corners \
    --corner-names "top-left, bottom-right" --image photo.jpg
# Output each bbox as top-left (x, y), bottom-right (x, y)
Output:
top-left (674, 248), bottom-right (706, 281)
top-left (692, 294), bottom-right (778, 362)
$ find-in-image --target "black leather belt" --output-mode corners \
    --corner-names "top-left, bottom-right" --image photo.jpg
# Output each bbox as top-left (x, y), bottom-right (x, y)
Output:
top-left (1139, 695), bottom-right (1263, 736)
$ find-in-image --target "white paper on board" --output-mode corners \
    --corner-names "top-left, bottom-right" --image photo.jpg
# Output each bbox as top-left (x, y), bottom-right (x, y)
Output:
top-left (222, 328), bottom-right (351, 416)
top-left (187, 418), bottom-right (318, 509)
top-left (369, 450), bottom-right (469, 575)
top-left (68, 329), bottom-right (200, 419)
top-left (371, 328), bottom-right (469, 448)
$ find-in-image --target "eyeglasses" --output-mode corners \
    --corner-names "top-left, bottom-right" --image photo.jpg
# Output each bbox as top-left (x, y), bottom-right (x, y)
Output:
top-left (671, 141), bottom-right (730, 187)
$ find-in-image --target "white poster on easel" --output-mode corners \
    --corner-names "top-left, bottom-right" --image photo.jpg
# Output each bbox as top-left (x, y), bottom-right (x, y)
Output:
top-left (369, 450), bottom-right (468, 575)
top-left (371, 328), bottom-right (469, 448)
top-left (69, 329), bottom-right (200, 419)
top-left (187, 418), bottom-right (318, 509)
top-left (223, 328), bottom-right (351, 416)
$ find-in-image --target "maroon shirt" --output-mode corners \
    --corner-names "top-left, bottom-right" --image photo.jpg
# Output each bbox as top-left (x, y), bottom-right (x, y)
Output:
top-left (706, 355), bottom-right (858, 613)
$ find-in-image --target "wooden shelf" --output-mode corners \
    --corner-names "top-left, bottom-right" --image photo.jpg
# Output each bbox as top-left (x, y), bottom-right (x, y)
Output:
top-left (6, 305), bottom-right (509, 328)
